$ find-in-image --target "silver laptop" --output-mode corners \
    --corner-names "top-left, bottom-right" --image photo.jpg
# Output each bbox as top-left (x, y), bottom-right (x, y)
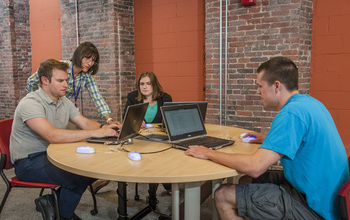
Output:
top-left (87, 102), bottom-right (148, 144)
top-left (160, 104), bottom-right (234, 150)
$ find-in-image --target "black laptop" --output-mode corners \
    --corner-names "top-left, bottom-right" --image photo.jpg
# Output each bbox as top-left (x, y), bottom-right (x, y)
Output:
top-left (87, 102), bottom-right (148, 144)
top-left (160, 104), bottom-right (234, 150)
top-left (163, 101), bottom-right (208, 122)
top-left (159, 101), bottom-right (208, 131)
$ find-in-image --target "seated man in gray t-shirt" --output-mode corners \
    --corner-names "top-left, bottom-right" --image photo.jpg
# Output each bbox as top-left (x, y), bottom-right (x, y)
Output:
top-left (10, 59), bottom-right (121, 220)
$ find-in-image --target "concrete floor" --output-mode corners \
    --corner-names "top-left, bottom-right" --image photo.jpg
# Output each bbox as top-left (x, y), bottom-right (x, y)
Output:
top-left (0, 168), bottom-right (213, 220)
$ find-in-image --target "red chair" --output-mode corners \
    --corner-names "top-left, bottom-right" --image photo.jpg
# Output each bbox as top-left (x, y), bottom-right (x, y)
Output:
top-left (0, 118), bottom-right (98, 218)
top-left (338, 156), bottom-right (350, 220)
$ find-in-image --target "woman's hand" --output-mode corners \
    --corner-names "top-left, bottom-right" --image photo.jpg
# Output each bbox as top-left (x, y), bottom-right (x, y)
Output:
top-left (140, 120), bottom-right (146, 129)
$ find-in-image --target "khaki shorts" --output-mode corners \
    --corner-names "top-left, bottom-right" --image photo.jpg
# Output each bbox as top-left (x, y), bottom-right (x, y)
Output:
top-left (236, 171), bottom-right (323, 220)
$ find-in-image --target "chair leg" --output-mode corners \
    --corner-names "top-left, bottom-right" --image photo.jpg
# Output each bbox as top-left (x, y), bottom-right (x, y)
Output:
top-left (0, 183), bottom-right (11, 214)
top-left (89, 184), bottom-right (98, 215)
top-left (49, 188), bottom-right (60, 220)
top-left (39, 188), bottom-right (45, 196)
top-left (0, 170), bottom-right (12, 214)
top-left (135, 183), bottom-right (140, 201)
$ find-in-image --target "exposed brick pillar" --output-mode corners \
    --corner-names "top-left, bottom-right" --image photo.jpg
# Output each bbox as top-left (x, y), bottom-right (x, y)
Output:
top-left (0, 0), bottom-right (31, 120)
top-left (60, 0), bottom-right (135, 123)
top-left (205, 0), bottom-right (313, 134)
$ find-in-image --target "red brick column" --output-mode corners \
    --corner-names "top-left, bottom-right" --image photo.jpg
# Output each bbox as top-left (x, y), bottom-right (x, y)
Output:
top-left (0, 0), bottom-right (31, 119)
top-left (60, 0), bottom-right (135, 123)
top-left (205, 0), bottom-right (313, 134)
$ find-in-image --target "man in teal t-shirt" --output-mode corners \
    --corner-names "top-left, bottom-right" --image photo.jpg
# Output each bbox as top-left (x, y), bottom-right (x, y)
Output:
top-left (185, 57), bottom-right (349, 219)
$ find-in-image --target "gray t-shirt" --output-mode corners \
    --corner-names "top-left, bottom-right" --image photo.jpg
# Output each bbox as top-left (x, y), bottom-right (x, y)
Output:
top-left (10, 88), bottom-right (80, 164)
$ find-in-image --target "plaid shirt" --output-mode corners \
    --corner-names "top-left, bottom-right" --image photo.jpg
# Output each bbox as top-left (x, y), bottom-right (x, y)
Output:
top-left (26, 60), bottom-right (111, 118)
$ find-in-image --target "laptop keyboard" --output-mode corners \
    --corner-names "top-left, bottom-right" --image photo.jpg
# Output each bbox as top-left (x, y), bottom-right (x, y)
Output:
top-left (178, 136), bottom-right (233, 148)
top-left (89, 136), bottom-right (119, 142)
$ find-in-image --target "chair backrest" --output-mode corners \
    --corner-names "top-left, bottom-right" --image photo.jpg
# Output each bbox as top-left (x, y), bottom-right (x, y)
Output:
top-left (0, 118), bottom-right (14, 170)
top-left (338, 156), bottom-right (350, 220)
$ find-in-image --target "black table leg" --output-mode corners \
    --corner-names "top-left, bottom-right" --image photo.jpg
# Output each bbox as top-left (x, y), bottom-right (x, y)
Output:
top-left (117, 182), bottom-right (128, 220)
top-left (130, 183), bottom-right (158, 220)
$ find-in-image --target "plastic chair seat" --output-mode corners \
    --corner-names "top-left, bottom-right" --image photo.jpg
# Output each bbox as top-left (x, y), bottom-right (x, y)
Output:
top-left (9, 176), bottom-right (60, 188)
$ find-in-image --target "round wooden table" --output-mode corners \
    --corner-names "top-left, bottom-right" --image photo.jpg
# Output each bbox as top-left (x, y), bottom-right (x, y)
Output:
top-left (47, 124), bottom-right (259, 220)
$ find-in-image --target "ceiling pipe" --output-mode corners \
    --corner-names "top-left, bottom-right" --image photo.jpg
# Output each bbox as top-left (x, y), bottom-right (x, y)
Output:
top-left (74, 0), bottom-right (83, 114)
top-left (75, 0), bottom-right (79, 46)
top-left (224, 0), bottom-right (228, 126)
top-left (219, 0), bottom-right (223, 125)
top-left (219, 0), bottom-right (228, 125)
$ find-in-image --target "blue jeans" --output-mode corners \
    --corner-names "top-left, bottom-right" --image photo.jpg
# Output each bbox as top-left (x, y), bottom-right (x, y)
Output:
top-left (14, 151), bottom-right (96, 218)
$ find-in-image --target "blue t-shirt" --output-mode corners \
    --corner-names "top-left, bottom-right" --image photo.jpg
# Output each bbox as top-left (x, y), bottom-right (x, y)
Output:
top-left (260, 94), bottom-right (349, 220)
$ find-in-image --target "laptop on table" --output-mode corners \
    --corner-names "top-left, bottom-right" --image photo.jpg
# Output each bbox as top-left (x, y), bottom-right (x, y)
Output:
top-left (159, 101), bottom-right (208, 131)
top-left (160, 104), bottom-right (234, 150)
top-left (87, 102), bottom-right (148, 144)
top-left (163, 101), bottom-right (208, 122)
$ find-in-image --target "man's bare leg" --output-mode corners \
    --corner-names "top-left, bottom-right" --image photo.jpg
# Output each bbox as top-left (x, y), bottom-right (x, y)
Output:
top-left (214, 184), bottom-right (244, 220)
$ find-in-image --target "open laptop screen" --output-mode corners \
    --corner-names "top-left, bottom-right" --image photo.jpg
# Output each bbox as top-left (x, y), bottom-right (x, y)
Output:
top-left (161, 104), bottom-right (207, 142)
top-left (118, 102), bottom-right (148, 141)
top-left (87, 102), bottom-right (148, 144)
top-left (163, 101), bottom-right (207, 122)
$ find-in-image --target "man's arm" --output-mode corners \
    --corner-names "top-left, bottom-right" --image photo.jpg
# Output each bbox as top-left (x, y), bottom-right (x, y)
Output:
top-left (26, 116), bottom-right (118, 144)
top-left (185, 146), bottom-right (283, 178)
top-left (242, 131), bottom-right (266, 144)
top-left (70, 114), bottom-right (100, 129)
top-left (71, 114), bottom-right (122, 131)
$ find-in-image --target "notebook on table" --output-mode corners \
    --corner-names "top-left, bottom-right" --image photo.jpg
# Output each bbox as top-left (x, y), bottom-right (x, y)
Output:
top-left (160, 104), bottom-right (234, 150)
top-left (87, 102), bottom-right (148, 144)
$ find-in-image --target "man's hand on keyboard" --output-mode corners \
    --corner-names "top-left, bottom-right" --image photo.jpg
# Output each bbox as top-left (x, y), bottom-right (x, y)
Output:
top-left (94, 124), bottom-right (118, 138)
top-left (184, 145), bottom-right (212, 160)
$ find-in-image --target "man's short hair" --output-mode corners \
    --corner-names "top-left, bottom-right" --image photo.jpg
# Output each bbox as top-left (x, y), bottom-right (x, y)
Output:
top-left (37, 59), bottom-right (69, 85)
top-left (257, 57), bottom-right (299, 91)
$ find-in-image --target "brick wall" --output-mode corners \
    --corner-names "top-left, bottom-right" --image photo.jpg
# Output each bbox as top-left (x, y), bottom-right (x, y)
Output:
top-left (60, 0), bottom-right (135, 123)
top-left (205, 0), bottom-right (313, 134)
top-left (14, 0), bottom-right (31, 100)
top-left (0, 0), bottom-right (31, 119)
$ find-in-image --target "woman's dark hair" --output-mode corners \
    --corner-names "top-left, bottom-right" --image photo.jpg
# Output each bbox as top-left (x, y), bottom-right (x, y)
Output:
top-left (71, 42), bottom-right (100, 75)
top-left (257, 56), bottom-right (299, 91)
top-left (135, 71), bottom-right (164, 101)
